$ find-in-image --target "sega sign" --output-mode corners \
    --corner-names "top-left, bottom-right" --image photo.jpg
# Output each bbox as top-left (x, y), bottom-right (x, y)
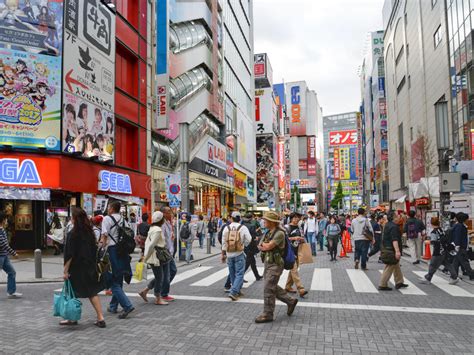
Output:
top-left (98, 170), bottom-right (132, 194)
top-left (0, 158), bottom-right (41, 185)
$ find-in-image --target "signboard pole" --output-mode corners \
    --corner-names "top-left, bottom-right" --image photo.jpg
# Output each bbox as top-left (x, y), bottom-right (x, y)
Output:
top-left (176, 211), bottom-right (180, 262)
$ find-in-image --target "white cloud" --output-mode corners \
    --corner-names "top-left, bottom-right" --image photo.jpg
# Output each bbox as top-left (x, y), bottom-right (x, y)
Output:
top-left (254, 0), bottom-right (385, 115)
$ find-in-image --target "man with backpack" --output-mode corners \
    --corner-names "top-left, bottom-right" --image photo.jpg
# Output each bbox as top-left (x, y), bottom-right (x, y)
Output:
top-left (350, 208), bottom-right (374, 270)
top-left (255, 211), bottom-right (298, 324)
top-left (403, 210), bottom-right (426, 264)
top-left (221, 211), bottom-right (252, 301)
top-left (451, 212), bottom-right (474, 280)
top-left (180, 215), bottom-right (193, 264)
top-left (242, 213), bottom-right (263, 281)
top-left (100, 201), bottom-right (134, 319)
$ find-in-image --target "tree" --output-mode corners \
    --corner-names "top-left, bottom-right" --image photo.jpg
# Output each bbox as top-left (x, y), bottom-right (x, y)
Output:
top-left (290, 185), bottom-right (301, 210)
top-left (331, 181), bottom-right (344, 210)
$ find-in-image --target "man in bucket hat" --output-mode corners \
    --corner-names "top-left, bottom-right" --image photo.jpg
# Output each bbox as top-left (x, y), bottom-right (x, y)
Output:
top-left (255, 211), bottom-right (298, 323)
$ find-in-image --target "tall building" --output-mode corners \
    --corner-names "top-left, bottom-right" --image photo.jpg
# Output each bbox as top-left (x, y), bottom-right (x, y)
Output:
top-left (383, 0), bottom-right (451, 208)
top-left (359, 31), bottom-right (388, 206)
top-left (0, 1), bottom-right (152, 249)
top-left (323, 112), bottom-right (360, 212)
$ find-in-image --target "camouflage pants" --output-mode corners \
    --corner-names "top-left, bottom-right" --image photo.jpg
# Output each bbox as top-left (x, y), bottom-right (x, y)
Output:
top-left (263, 262), bottom-right (293, 317)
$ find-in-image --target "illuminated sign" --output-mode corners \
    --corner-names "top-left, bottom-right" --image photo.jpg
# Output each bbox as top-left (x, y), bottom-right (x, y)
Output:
top-left (290, 86), bottom-right (301, 123)
top-left (98, 170), bottom-right (132, 194)
top-left (329, 130), bottom-right (358, 146)
top-left (0, 158), bottom-right (41, 185)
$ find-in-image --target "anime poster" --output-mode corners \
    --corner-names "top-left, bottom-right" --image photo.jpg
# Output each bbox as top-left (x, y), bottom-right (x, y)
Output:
top-left (256, 135), bottom-right (276, 205)
top-left (0, 0), bottom-right (63, 56)
top-left (62, 91), bottom-right (114, 162)
top-left (0, 48), bottom-right (60, 150)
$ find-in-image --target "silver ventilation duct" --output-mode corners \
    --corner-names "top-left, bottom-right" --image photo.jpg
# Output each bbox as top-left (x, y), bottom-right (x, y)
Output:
top-left (169, 67), bottom-right (211, 109)
top-left (170, 21), bottom-right (210, 54)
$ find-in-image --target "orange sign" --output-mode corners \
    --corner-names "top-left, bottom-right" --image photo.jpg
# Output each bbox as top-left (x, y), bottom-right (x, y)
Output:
top-left (0, 154), bottom-right (60, 188)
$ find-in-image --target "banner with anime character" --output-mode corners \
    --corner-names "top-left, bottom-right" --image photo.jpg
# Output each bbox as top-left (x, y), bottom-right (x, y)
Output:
top-left (0, 48), bottom-right (61, 150)
top-left (256, 135), bottom-right (276, 206)
top-left (0, 0), bottom-right (63, 57)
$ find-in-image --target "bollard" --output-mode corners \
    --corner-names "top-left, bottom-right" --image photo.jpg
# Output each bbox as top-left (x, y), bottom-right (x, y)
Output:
top-left (206, 235), bottom-right (211, 254)
top-left (34, 249), bottom-right (42, 279)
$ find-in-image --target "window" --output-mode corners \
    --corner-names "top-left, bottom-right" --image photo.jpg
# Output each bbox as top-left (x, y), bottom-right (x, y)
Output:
top-left (397, 76), bottom-right (406, 94)
top-left (431, 0), bottom-right (437, 7)
top-left (434, 25), bottom-right (442, 48)
top-left (410, 127), bottom-right (414, 141)
top-left (395, 46), bottom-right (404, 65)
top-left (116, 43), bottom-right (139, 97)
top-left (408, 75), bottom-right (411, 89)
top-left (115, 119), bottom-right (138, 170)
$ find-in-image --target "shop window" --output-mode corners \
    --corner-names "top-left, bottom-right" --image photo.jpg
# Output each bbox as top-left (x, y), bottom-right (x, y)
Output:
top-left (115, 119), bottom-right (139, 170)
top-left (116, 43), bottom-right (139, 97)
top-left (115, 0), bottom-right (139, 29)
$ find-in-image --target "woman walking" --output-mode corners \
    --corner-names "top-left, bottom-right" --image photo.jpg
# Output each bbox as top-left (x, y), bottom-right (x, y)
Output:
top-left (142, 211), bottom-right (169, 305)
top-left (326, 216), bottom-right (341, 261)
top-left (48, 213), bottom-right (64, 255)
top-left (62, 207), bottom-right (106, 327)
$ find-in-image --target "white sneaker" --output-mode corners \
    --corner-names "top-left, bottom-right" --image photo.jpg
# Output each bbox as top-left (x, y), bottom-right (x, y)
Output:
top-left (448, 278), bottom-right (459, 285)
top-left (8, 292), bottom-right (22, 299)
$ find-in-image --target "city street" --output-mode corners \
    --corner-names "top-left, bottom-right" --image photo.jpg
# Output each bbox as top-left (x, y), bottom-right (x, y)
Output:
top-left (1, 251), bottom-right (473, 354)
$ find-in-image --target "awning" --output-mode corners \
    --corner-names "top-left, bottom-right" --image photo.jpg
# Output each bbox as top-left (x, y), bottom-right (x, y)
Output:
top-left (0, 187), bottom-right (50, 201)
top-left (394, 195), bottom-right (406, 204)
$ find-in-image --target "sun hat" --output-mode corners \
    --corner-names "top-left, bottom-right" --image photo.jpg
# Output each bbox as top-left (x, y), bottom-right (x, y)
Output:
top-left (152, 211), bottom-right (164, 224)
top-left (262, 211), bottom-right (280, 223)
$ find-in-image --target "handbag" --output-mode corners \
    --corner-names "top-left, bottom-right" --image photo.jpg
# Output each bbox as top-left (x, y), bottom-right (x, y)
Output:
top-left (53, 280), bottom-right (82, 321)
top-left (380, 246), bottom-right (398, 265)
top-left (154, 246), bottom-right (172, 264)
top-left (363, 220), bottom-right (374, 241)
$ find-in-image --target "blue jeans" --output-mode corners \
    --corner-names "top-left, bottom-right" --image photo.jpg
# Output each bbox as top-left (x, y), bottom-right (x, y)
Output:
top-left (354, 240), bottom-right (371, 269)
top-left (185, 240), bottom-right (193, 263)
top-left (227, 253), bottom-right (246, 296)
top-left (0, 255), bottom-right (16, 294)
top-left (306, 232), bottom-right (316, 255)
top-left (108, 246), bottom-right (133, 312)
top-left (198, 233), bottom-right (204, 248)
top-left (151, 264), bottom-right (165, 296)
top-left (316, 232), bottom-right (325, 250)
top-left (161, 259), bottom-right (177, 297)
top-left (209, 232), bottom-right (216, 247)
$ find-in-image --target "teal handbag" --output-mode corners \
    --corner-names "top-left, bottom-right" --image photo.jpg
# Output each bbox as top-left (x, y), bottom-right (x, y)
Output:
top-left (53, 280), bottom-right (82, 321)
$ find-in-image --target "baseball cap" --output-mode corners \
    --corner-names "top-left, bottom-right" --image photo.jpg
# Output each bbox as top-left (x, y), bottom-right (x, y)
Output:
top-left (231, 211), bottom-right (241, 219)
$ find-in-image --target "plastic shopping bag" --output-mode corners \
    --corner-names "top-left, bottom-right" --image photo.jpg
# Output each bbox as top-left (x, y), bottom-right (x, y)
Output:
top-left (133, 261), bottom-right (145, 281)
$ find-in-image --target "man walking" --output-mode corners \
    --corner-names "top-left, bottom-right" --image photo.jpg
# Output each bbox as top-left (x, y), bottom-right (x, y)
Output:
top-left (242, 213), bottom-right (263, 281)
top-left (317, 212), bottom-right (328, 251)
top-left (404, 210), bottom-right (426, 264)
top-left (368, 214), bottom-right (383, 263)
top-left (351, 208), bottom-right (374, 270)
top-left (0, 211), bottom-right (21, 299)
top-left (379, 211), bottom-right (408, 291)
top-left (221, 212), bottom-right (252, 301)
top-left (196, 215), bottom-right (206, 249)
top-left (285, 212), bottom-right (308, 297)
top-left (304, 211), bottom-right (318, 256)
top-left (100, 201), bottom-right (134, 319)
top-left (451, 212), bottom-right (474, 280)
top-left (255, 211), bottom-right (298, 323)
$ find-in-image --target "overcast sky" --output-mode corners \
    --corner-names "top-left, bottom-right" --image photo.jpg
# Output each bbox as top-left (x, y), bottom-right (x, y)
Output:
top-left (254, 0), bottom-right (385, 116)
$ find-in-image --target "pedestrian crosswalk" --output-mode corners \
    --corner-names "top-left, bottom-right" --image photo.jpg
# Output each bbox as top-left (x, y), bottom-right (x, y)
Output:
top-left (164, 266), bottom-right (474, 298)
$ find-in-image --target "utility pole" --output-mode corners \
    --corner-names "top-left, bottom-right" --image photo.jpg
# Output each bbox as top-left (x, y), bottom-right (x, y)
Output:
top-left (179, 123), bottom-right (190, 213)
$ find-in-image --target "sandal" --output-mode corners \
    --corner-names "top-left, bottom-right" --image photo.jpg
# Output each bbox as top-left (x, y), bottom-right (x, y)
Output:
top-left (59, 320), bottom-right (78, 326)
top-left (94, 320), bottom-right (106, 328)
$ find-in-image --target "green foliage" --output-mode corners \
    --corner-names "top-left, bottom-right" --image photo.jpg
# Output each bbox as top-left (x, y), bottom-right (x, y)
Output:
top-left (290, 185), bottom-right (301, 209)
top-left (330, 181), bottom-right (344, 210)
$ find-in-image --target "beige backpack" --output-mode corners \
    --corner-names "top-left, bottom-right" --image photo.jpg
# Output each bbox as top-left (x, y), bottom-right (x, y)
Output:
top-left (225, 225), bottom-right (244, 252)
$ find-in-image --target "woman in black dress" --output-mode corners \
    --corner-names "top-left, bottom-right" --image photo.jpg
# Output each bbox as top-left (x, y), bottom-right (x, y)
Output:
top-left (62, 207), bottom-right (106, 328)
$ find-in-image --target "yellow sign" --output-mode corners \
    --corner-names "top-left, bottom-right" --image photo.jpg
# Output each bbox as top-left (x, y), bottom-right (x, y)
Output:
top-left (339, 147), bottom-right (351, 180)
top-left (234, 170), bottom-right (247, 197)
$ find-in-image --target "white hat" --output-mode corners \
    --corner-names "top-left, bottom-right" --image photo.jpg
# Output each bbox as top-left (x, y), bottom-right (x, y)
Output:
top-left (231, 211), bottom-right (241, 219)
top-left (152, 211), bottom-right (164, 224)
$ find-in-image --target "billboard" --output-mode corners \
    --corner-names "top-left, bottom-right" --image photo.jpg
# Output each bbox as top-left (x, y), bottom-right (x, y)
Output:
top-left (307, 136), bottom-right (316, 176)
top-left (339, 147), bottom-right (350, 180)
top-left (254, 87), bottom-right (275, 135)
top-left (256, 135), bottom-right (276, 205)
top-left (329, 130), bottom-right (358, 146)
top-left (234, 169), bottom-right (247, 197)
top-left (189, 136), bottom-right (227, 181)
top-left (333, 148), bottom-right (340, 180)
top-left (236, 111), bottom-right (256, 174)
top-left (254, 53), bottom-right (266, 79)
top-left (0, 49), bottom-right (61, 150)
top-left (155, 0), bottom-right (168, 129)
top-left (286, 82), bottom-right (306, 136)
top-left (277, 139), bottom-right (285, 189)
top-left (62, 0), bottom-right (115, 161)
top-left (349, 147), bottom-right (357, 179)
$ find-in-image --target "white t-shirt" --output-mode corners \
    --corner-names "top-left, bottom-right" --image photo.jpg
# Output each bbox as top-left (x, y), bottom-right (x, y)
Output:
top-left (101, 213), bottom-right (125, 246)
top-left (222, 222), bottom-right (252, 258)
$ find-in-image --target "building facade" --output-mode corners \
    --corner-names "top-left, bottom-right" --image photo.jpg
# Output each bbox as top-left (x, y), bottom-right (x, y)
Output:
top-left (0, 0), bottom-right (152, 249)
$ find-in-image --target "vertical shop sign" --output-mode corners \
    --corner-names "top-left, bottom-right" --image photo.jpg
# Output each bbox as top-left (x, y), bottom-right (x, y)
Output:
top-left (155, 0), bottom-right (169, 129)
top-left (307, 136), bottom-right (316, 176)
top-left (333, 148), bottom-right (340, 180)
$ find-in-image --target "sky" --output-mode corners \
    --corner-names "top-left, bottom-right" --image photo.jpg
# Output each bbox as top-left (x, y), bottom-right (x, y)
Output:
top-left (254, 0), bottom-right (385, 116)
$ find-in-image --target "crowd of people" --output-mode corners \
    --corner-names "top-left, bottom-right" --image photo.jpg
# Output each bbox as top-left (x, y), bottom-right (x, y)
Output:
top-left (1, 203), bottom-right (473, 328)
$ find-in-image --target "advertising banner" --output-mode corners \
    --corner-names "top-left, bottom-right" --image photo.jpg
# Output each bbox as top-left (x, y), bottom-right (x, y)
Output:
top-left (349, 147), bottom-right (357, 179)
top-left (0, 49), bottom-right (61, 150)
top-left (329, 130), bottom-right (358, 146)
top-left (339, 147), bottom-right (350, 180)
top-left (254, 53), bottom-right (266, 79)
top-left (154, 0), bottom-right (169, 129)
top-left (62, 0), bottom-right (115, 160)
top-left (411, 137), bottom-right (425, 182)
top-left (329, 180), bottom-right (359, 196)
top-left (307, 136), bottom-right (316, 176)
top-left (254, 87), bottom-right (274, 135)
top-left (237, 111), bottom-right (256, 173)
top-left (298, 159), bottom-right (307, 170)
top-left (247, 176), bottom-right (255, 203)
top-left (286, 81), bottom-right (306, 136)
top-left (190, 135), bottom-right (227, 181)
top-left (273, 83), bottom-right (285, 123)
top-left (333, 148), bottom-right (340, 180)
top-left (278, 139), bottom-right (285, 189)
top-left (256, 135), bottom-right (276, 204)
top-left (226, 147), bottom-right (234, 186)
top-left (234, 169), bottom-right (247, 197)
top-left (0, 0), bottom-right (64, 56)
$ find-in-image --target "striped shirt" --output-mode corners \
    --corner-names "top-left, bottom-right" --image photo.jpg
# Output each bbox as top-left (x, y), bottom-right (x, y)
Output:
top-left (0, 228), bottom-right (16, 257)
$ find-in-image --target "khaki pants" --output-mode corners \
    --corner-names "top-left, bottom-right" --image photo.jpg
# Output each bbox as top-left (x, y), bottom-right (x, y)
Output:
top-left (263, 262), bottom-right (293, 317)
top-left (407, 238), bottom-right (421, 262)
top-left (379, 262), bottom-right (404, 287)
top-left (285, 260), bottom-right (304, 292)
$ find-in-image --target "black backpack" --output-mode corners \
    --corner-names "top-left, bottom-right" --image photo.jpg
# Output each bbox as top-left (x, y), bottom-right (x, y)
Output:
top-left (109, 215), bottom-right (136, 257)
top-left (179, 222), bottom-right (191, 240)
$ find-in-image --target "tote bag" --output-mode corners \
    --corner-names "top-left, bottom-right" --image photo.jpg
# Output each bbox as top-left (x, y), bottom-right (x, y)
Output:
top-left (53, 280), bottom-right (82, 321)
top-left (298, 243), bottom-right (314, 264)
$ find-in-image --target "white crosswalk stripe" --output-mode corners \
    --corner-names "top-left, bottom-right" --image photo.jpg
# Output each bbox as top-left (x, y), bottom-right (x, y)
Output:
top-left (413, 271), bottom-right (474, 297)
top-left (191, 268), bottom-right (229, 286)
top-left (278, 269), bottom-right (290, 288)
top-left (311, 268), bottom-right (333, 291)
top-left (346, 269), bottom-right (379, 293)
top-left (171, 266), bottom-right (213, 285)
top-left (378, 270), bottom-right (426, 295)
top-left (242, 267), bottom-right (265, 288)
